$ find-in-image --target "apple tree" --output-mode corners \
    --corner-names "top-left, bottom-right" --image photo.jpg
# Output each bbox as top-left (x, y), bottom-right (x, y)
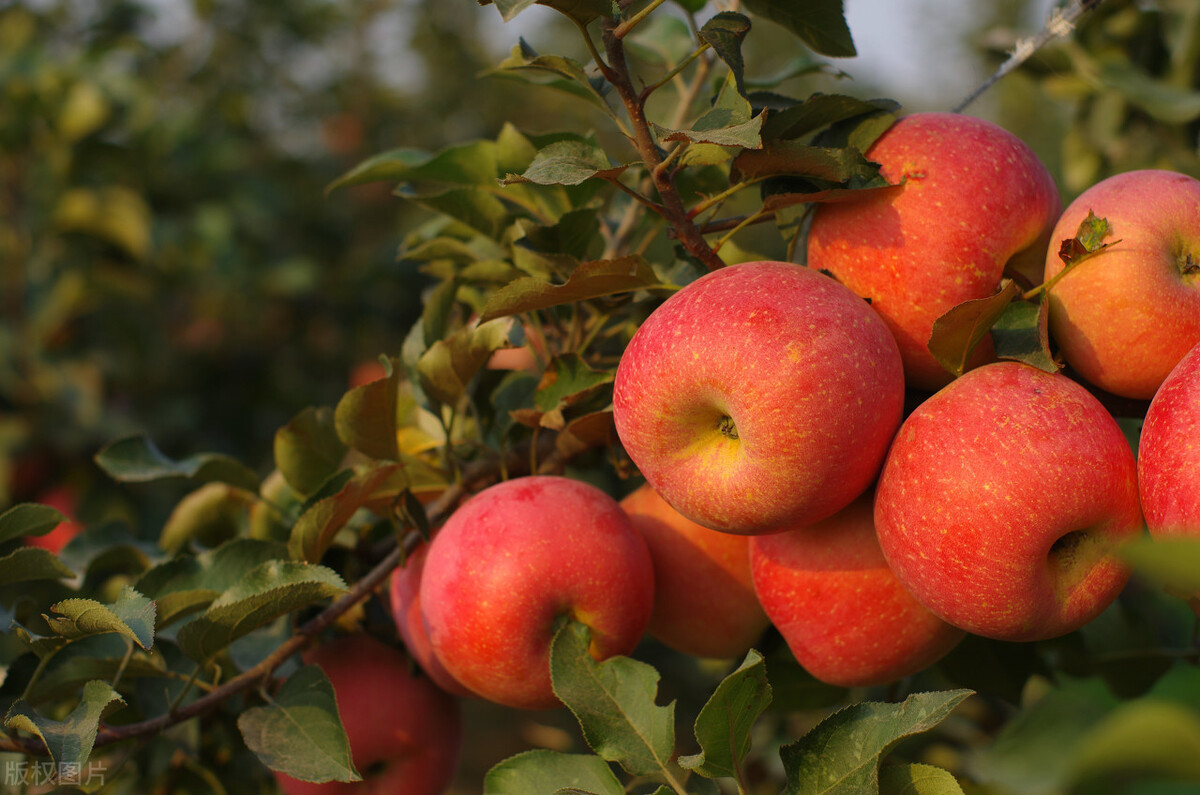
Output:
top-left (2, 1), bottom-right (1200, 794)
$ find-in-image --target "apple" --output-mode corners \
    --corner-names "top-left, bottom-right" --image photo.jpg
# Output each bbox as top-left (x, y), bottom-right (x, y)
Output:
top-left (1043, 169), bottom-right (1200, 400)
top-left (750, 494), bottom-right (964, 687)
top-left (388, 542), bottom-right (475, 697)
top-left (419, 475), bottom-right (654, 710)
top-left (806, 112), bottom-right (1061, 392)
top-left (612, 260), bottom-right (904, 535)
top-left (274, 632), bottom-right (462, 795)
top-left (25, 485), bottom-right (84, 554)
top-left (619, 484), bottom-right (770, 659)
top-left (874, 361), bottom-right (1143, 642)
top-left (1138, 339), bottom-right (1200, 536)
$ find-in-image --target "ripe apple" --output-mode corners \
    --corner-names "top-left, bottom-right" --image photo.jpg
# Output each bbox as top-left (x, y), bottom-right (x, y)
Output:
top-left (750, 494), bottom-right (964, 687)
top-left (388, 542), bottom-right (474, 697)
top-left (619, 484), bottom-right (769, 659)
top-left (874, 361), bottom-right (1143, 642)
top-left (274, 633), bottom-right (462, 795)
top-left (419, 475), bottom-right (654, 710)
top-left (25, 485), bottom-right (84, 554)
top-left (1138, 340), bottom-right (1200, 536)
top-left (1043, 169), bottom-right (1200, 400)
top-left (612, 260), bottom-right (904, 535)
top-left (806, 112), bottom-right (1061, 392)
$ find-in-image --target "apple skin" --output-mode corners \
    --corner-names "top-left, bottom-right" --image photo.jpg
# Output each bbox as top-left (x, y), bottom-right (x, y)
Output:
top-left (806, 112), bottom-right (1061, 392)
top-left (619, 484), bottom-right (770, 659)
top-left (612, 260), bottom-right (904, 535)
top-left (419, 475), bottom-right (655, 710)
top-left (25, 485), bottom-right (84, 554)
top-left (1043, 169), bottom-right (1200, 400)
top-left (274, 633), bottom-right (462, 795)
top-left (388, 542), bottom-right (475, 697)
top-left (1138, 340), bottom-right (1200, 536)
top-left (874, 362), bottom-right (1143, 642)
top-left (750, 494), bottom-right (964, 688)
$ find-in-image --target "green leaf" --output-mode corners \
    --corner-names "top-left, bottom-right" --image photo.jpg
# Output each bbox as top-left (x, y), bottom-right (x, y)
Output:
top-left (483, 749), bottom-right (624, 795)
top-left (1094, 55), bottom-right (1200, 125)
top-left (535, 354), bottom-right (614, 413)
top-left (238, 664), bottom-right (361, 784)
top-left (503, 140), bottom-right (629, 186)
top-left (135, 538), bottom-right (289, 628)
top-left (760, 94), bottom-right (898, 143)
top-left (176, 560), bottom-right (346, 662)
top-left (780, 689), bottom-right (973, 795)
top-left (1120, 537), bottom-right (1200, 593)
top-left (159, 482), bottom-right (257, 553)
top-left (485, 41), bottom-right (612, 114)
top-left (417, 317), bottom-right (520, 405)
top-left (879, 763), bottom-right (965, 795)
top-left (480, 0), bottom-right (618, 24)
top-left (479, 256), bottom-right (663, 323)
top-left (973, 678), bottom-right (1119, 794)
top-left (731, 141), bottom-right (887, 184)
top-left (1054, 210), bottom-right (1117, 271)
top-left (93, 434), bottom-right (260, 492)
top-left (550, 620), bottom-right (676, 778)
top-left (274, 407), bottom-right (349, 497)
top-left (406, 187), bottom-right (510, 238)
top-left (45, 586), bottom-right (156, 650)
top-left (335, 362), bottom-right (405, 460)
top-left (1067, 699), bottom-right (1200, 784)
top-left (741, 0), bottom-right (855, 57)
top-left (700, 13), bottom-right (752, 98)
top-left (0, 546), bottom-right (75, 583)
top-left (288, 462), bottom-right (408, 563)
top-left (992, 295), bottom-right (1058, 374)
top-left (928, 280), bottom-right (1021, 378)
top-left (679, 649), bottom-right (772, 780)
top-left (0, 503), bottom-right (68, 546)
top-left (4, 680), bottom-right (124, 772)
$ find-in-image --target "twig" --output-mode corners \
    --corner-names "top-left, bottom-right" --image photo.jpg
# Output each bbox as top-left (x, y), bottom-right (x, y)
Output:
top-left (953, 0), bottom-right (1103, 113)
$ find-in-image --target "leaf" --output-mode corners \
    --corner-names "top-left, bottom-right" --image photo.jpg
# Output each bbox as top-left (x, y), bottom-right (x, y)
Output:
top-left (731, 141), bottom-right (887, 184)
top-left (928, 280), bottom-right (1021, 378)
top-left (480, 0), bottom-right (618, 24)
top-left (0, 503), bottom-right (69, 546)
top-left (176, 560), bottom-right (346, 662)
top-left (4, 680), bottom-right (125, 773)
top-left (274, 407), bottom-right (349, 497)
top-left (94, 434), bottom-right (260, 492)
top-left (1094, 55), bottom-right (1200, 125)
top-left (535, 354), bottom-right (614, 413)
top-left (485, 41), bottom-right (612, 114)
top-left (555, 411), bottom-right (616, 459)
top-left (0, 547), bottom-right (76, 582)
top-left (550, 620), bottom-right (676, 778)
top-left (1067, 699), bottom-right (1200, 784)
top-left (417, 317), bottom-right (519, 405)
top-left (45, 586), bottom-right (156, 651)
top-left (503, 140), bottom-right (629, 186)
top-left (879, 763), bottom-right (965, 795)
top-left (992, 295), bottom-right (1058, 374)
top-left (1055, 210), bottom-right (1116, 270)
top-left (483, 749), bottom-right (625, 795)
top-left (700, 13), bottom-right (752, 98)
top-left (336, 362), bottom-right (422, 461)
top-left (159, 482), bottom-right (257, 553)
top-left (780, 689), bottom-right (973, 795)
top-left (288, 462), bottom-right (408, 563)
top-left (1120, 537), bottom-right (1200, 594)
top-left (741, 0), bottom-right (855, 57)
top-left (679, 649), bottom-right (772, 780)
top-left (238, 664), bottom-right (361, 784)
top-left (325, 147), bottom-right (430, 194)
top-left (479, 256), bottom-right (663, 323)
top-left (135, 538), bottom-right (289, 628)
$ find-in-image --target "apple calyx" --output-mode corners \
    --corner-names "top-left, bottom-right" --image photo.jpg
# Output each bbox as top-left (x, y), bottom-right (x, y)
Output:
top-left (1178, 250), bottom-right (1199, 278)
top-left (717, 415), bottom-right (739, 440)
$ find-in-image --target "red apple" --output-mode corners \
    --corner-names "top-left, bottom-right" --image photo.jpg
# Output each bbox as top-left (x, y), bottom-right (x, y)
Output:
top-left (750, 494), bottom-right (964, 687)
top-left (1043, 169), bottom-right (1200, 400)
top-left (419, 476), bottom-right (654, 710)
top-left (388, 542), bottom-right (474, 697)
top-left (612, 260), bottom-right (904, 535)
top-left (874, 362), bottom-right (1143, 642)
top-left (806, 112), bottom-right (1061, 392)
top-left (274, 633), bottom-right (462, 795)
top-left (619, 484), bottom-right (769, 659)
top-left (1138, 339), bottom-right (1200, 536)
top-left (25, 485), bottom-right (84, 554)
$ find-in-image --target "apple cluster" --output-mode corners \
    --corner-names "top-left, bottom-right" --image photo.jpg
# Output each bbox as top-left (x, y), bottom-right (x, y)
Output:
top-left (294, 113), bottom-right (1200, 792)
